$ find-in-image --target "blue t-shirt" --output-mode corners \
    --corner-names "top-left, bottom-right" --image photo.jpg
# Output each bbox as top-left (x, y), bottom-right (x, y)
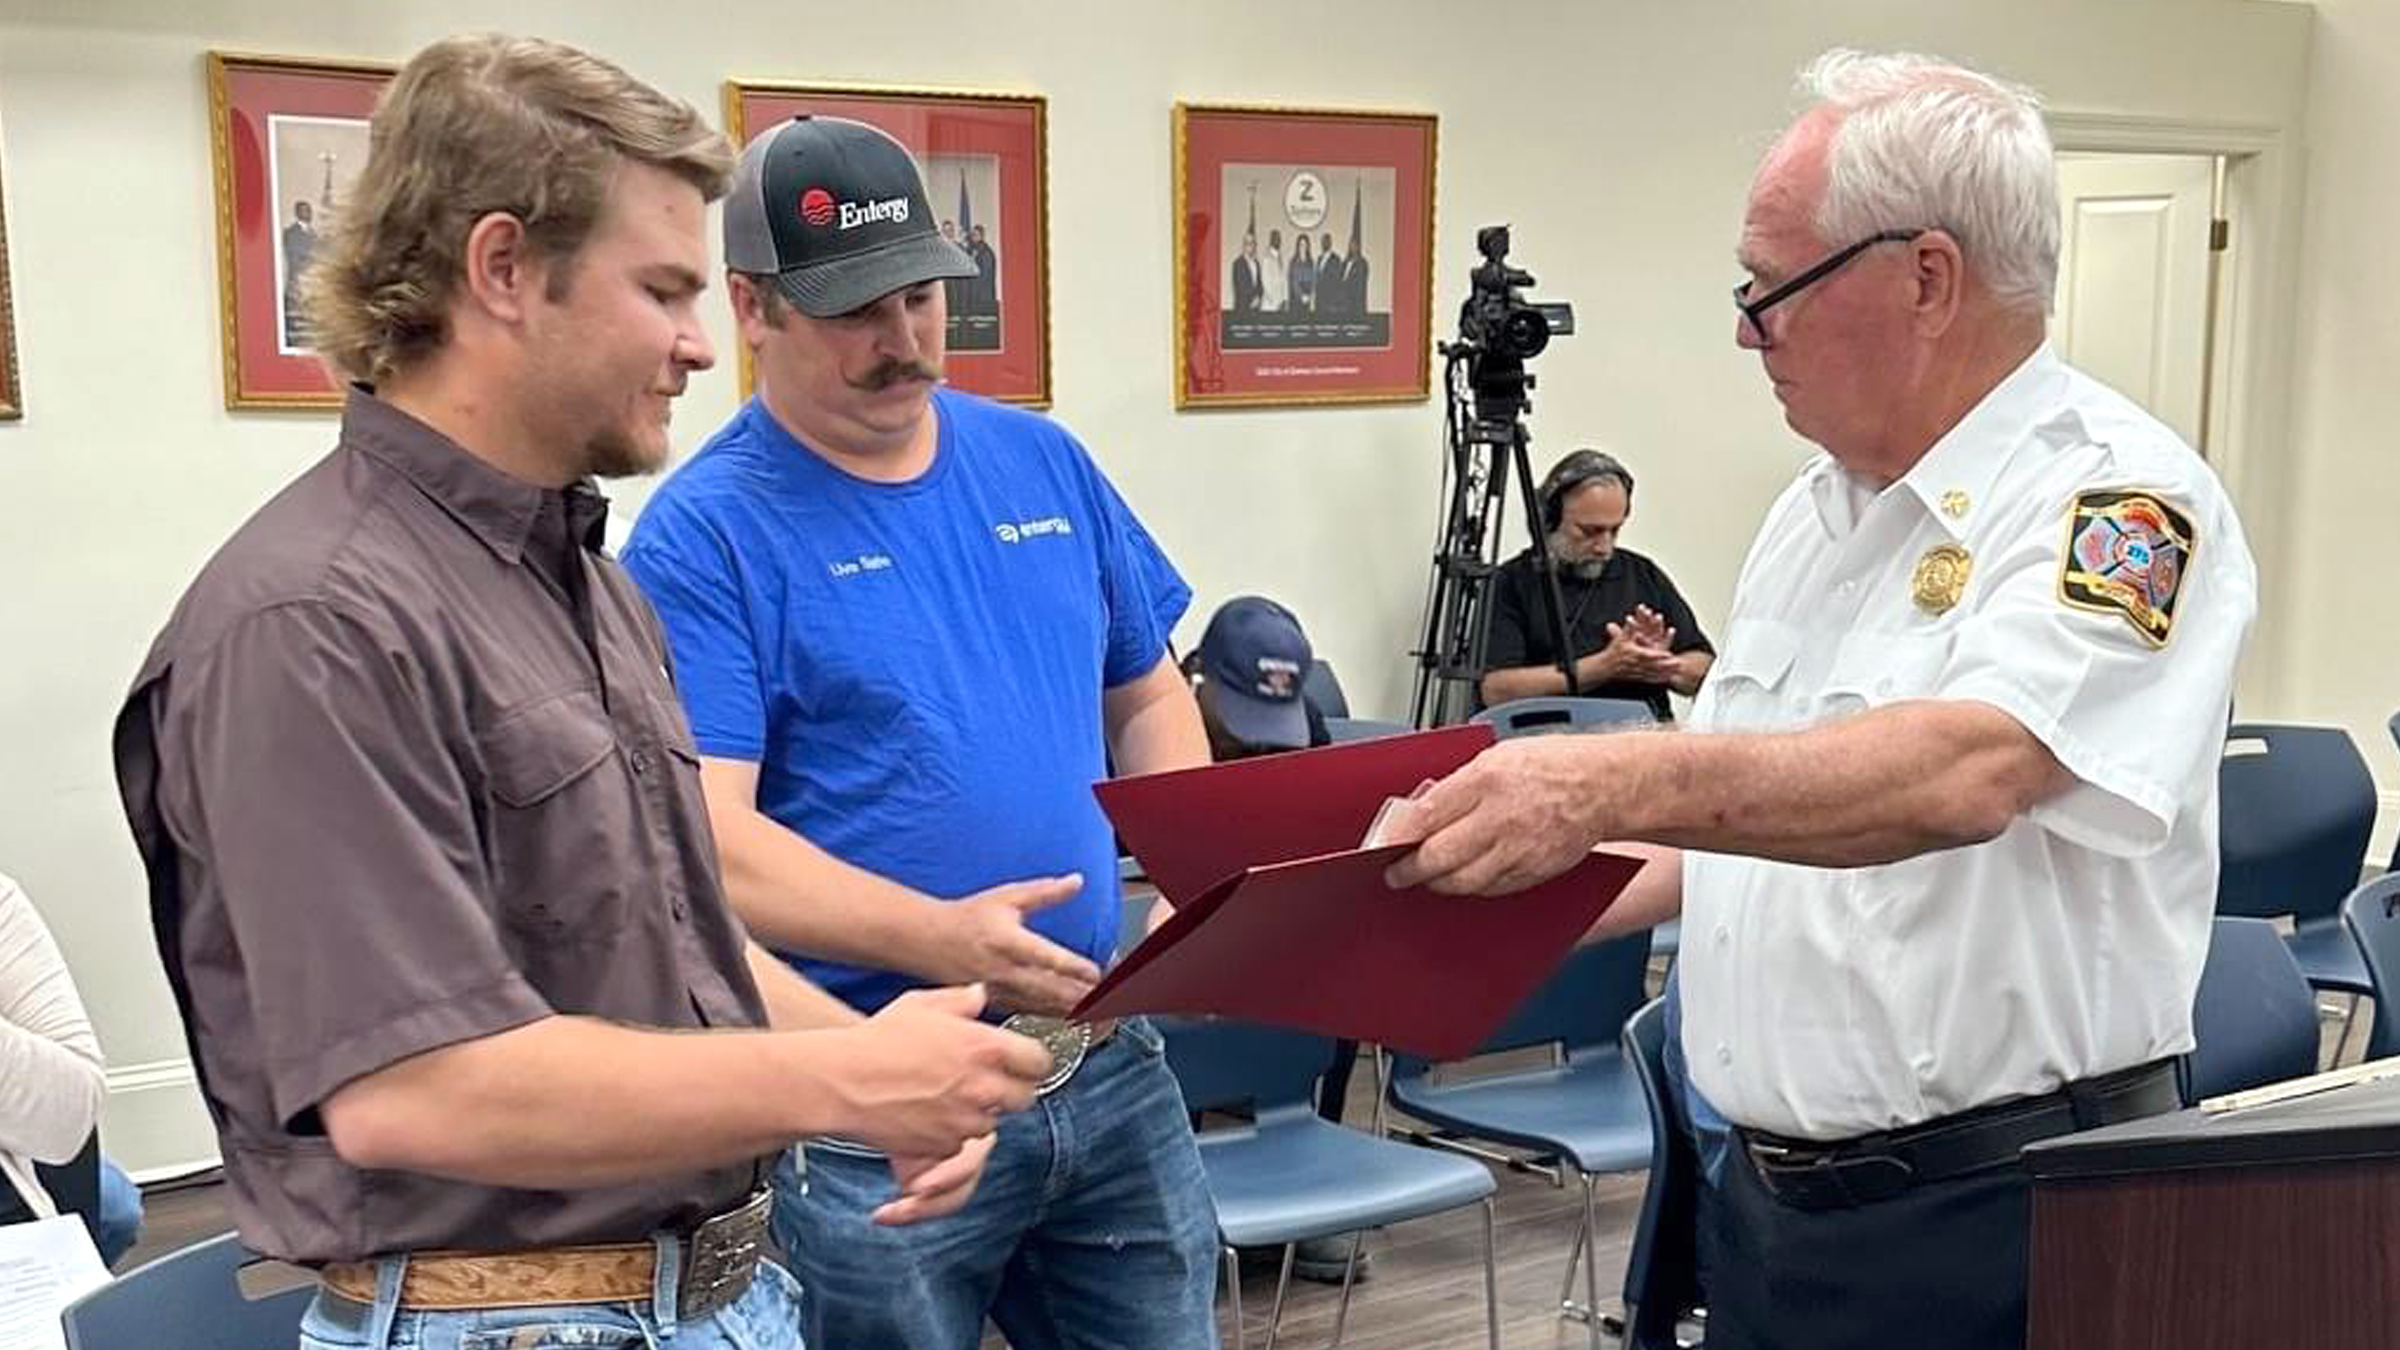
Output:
top-left (621, 390), bottom-right (1190, 1012)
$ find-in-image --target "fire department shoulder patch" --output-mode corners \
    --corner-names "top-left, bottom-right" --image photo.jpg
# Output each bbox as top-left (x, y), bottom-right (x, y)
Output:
top-left (2059, 489), bottom-right (2196, 647)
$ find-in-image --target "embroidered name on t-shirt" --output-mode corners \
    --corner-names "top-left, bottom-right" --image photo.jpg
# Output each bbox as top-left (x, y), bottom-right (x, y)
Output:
top-left (827, 553), bottom-right (895, 579)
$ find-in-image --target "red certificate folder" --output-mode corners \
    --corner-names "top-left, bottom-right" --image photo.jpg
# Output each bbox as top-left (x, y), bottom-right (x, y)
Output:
top-left (1096, 723), bottom-right (1497, 904)
top-left (1077, 727), bottom-right (1642, 1060)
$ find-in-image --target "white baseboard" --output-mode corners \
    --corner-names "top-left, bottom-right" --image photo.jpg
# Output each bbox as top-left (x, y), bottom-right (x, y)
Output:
top-left (101, 1058), bottom-right (220, 1183)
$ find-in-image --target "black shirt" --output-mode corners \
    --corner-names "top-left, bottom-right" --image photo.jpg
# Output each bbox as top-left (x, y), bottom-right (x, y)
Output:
top-left (1480, 545), bottom-right (1713, 720)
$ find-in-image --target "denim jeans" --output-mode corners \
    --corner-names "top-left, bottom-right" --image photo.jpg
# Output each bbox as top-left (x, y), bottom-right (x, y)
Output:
top-left (94, 1157), bottom-right (143, 1267)
top-left (296, 1243), bottom-right (805, 1349)
top-left (775, 1016), bottom-right (1219, 1349)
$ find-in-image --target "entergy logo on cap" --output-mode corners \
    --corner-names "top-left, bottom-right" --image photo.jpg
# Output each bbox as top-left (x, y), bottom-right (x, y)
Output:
top-left (799, 187), bottom-right (837, 227)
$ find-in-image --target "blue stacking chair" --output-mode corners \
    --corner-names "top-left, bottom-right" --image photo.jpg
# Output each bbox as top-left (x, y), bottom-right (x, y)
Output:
top-left (62, 1232), bottom-right (313, 1350)
top-left (2217, 723), bottom-right (2379, 1044)
top-left (1301, 660), bottom-right (1350, 719)
top-left (1619, 998), bottom-right (1703, 1350)
top-left (2340, 873), bottom-right (2400, 1061)
top-left (1385, 935), bottom-right (1654, 1347)
top-left (1472, 695), bottom-right (1654, 737)
top-left (1323, 716), bottom-right (1410, 744)
top-left (1163, 1018), bottom-right (1500, 1350)
top-left (2181, 916), bottom-right (2324, 1104)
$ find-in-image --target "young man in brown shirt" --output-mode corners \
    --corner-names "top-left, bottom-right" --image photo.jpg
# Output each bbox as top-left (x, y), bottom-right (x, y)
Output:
top-left (114, 34), bottom-right (1046, 1349)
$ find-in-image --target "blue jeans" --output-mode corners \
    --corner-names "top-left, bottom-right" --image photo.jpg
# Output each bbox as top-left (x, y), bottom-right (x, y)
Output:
top-left (95, 1157), bottom-right (143, 1267)
top-left (297, 1245), bottom-right (805, 1349)
top-left (775, 1016), bottom-right (1218, 1349)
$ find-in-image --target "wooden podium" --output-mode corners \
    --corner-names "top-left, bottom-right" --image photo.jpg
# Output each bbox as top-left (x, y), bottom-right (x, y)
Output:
top-left (2023, 1073), bottom-right (2400, 1349)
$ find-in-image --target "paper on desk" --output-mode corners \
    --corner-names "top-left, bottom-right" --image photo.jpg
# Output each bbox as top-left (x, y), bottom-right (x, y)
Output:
top-left (0, 1215), bottom-right (111, 1350)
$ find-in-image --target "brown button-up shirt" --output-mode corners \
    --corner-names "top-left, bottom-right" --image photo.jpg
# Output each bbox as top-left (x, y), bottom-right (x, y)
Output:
top-left (112, 391), bottom-right (771, 1263)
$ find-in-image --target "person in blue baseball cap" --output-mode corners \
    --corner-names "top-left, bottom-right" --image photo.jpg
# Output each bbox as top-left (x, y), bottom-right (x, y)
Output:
top-left (1190, 595), bottom-right (1331, 757)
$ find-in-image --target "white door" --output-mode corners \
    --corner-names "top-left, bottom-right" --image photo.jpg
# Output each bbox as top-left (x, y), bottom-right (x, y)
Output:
top-left (2053, 153), bottom-right (2217, 451)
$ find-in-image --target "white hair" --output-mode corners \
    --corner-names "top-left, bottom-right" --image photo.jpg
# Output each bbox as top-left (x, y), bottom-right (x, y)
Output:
top-left (1798, 49), bottom-right (2060, 314)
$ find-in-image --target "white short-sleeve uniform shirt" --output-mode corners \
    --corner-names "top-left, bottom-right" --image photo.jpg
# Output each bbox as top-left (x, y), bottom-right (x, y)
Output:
top-left (1681, 345), bottom-right (2258, 1142)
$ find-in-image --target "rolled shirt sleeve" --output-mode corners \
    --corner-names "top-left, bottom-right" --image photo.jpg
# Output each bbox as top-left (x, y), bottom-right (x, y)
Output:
top-left (1935, 464), bottom-right (2256, 858)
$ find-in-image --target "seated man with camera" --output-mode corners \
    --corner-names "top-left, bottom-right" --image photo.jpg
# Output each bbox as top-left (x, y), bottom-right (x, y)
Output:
top-left (1477, 449), bottom-right (1714, 720)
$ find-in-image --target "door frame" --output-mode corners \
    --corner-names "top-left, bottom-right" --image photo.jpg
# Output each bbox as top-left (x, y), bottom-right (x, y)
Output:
top-left (2048, 112), bottom-right (2298, 711)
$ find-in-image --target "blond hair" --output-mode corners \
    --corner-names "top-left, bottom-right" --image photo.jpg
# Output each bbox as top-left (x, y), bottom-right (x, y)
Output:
top-left (303, 34), bottom-right (733, 383)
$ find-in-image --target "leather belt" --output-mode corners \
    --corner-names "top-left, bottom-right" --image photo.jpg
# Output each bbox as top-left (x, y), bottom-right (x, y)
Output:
top-left (1738, 1059), bottom-right (2182, 1212)
top-left (319, 1189), bottom-right (769, 1319)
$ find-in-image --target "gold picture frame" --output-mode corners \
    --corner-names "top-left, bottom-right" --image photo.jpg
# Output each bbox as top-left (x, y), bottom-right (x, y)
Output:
top-left (207, 51), bottom-right (395, 410)
top-left (0, 139), bottom-right (20, 421)
top-left (1173, 101), bottom-right (1438, 409)
top-left (724, 79), bottom-right (1053, 407)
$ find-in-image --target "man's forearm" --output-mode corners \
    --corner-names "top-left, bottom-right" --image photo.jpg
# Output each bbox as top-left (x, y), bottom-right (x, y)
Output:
top-left (1662, 651), bottom-right (1713, 698)
top-left (1616, 700), bottom-right (2071, 866)
top-left (710, 805), bottom-right (953, 980)
top-left (1480, 662), bottom-right (1571, 706)
top-left (745, 942), bottom-right (865, 1031)
top-left (322, 1014), bottom-right (883, 1188)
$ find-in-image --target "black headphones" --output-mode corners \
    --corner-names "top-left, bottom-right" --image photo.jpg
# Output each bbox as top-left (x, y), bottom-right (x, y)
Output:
top-left (1538, 449), bottom-right (1635, 531)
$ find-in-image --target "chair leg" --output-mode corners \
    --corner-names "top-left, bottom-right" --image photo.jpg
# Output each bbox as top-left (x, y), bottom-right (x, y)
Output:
top-left (1327, 1229), bottom-right (1367, 1348)
top-left (1223, 1245), bottom-right (1245, 1350)
top-left (2334, 993), bottom-right (2365, 1066)
top-left (1581, 1173), bottom-right (1604, 1350)
top-left (1557, 1204), bottom-right (1588, 1316)
top-left (1371, 1045), bottom-right (1391, 1137)
top-left (1481, 1196), bottom-right (1502, 1350)
top-left (1264, 1243), bottom-right (1297, 1350)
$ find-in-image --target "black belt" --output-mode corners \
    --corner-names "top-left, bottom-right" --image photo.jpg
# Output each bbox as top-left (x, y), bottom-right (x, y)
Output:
top-left (1738, 1059), bottom-right (2181, 1212)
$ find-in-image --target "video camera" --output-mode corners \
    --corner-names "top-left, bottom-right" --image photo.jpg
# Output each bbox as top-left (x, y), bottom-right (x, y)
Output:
top-left (1450, 224), bottom-right (1575, 426)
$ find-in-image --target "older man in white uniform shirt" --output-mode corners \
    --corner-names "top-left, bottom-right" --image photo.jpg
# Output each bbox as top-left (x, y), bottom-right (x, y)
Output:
top-left (1386, 49), bottom-right (2256, 1350)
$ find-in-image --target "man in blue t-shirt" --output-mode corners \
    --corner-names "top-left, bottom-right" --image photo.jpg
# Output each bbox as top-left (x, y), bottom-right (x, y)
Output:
top-left (624, 115), bottom-right (1220, 1350)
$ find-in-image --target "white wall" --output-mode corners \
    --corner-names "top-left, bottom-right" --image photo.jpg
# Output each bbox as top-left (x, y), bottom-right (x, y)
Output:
top-left (0, 0), bottom-right (2327, 1174)
top-left (2280, 0), bottom-right (2400, 861)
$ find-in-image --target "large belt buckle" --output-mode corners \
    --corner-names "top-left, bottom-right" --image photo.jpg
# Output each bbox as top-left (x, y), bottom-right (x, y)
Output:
top-left (1002, 1014), bottom-right (1093, 1096)
top-left (679, 1190), bottom-right (770, 1318)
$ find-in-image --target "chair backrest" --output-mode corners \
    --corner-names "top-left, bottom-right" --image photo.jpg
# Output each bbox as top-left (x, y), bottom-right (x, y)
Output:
top-left (1323, 716), bottom-right (1410, 744)
top-left (1158, 1017), bottom-right (1336, 1118)
top-left (1389, 934), bottom-right (1652, 1080)
top-left (1301, 659), bottom-right (1350, 719)
top-left (1472, 695), bottom-right (1654, 738)
top-left (2181, 916), bottom-right (2323, 1104)
top-left (2342, 872), bottom-right (2400, 1061)
top-left (62, 1231), bottom-right (313, 1350)
top-left (1619, 998), bottom-right (1700, 1350)
top-left (2390, 711), bottom-right (2400, 870)
top-left (2217, 723), bottom-right (2377, 922)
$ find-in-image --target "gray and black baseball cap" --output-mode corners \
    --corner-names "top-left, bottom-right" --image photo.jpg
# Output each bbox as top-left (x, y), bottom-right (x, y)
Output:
top-left (724, 115), bottom-right (977, 318)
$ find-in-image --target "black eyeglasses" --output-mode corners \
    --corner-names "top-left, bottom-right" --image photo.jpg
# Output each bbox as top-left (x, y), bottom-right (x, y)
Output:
top-left (1733, 229), bottom-right (1926, 346)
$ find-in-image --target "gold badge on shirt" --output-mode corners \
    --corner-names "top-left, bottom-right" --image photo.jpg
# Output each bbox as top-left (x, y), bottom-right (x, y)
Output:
top-left (1912, 544), bottom-right (1972, 615)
